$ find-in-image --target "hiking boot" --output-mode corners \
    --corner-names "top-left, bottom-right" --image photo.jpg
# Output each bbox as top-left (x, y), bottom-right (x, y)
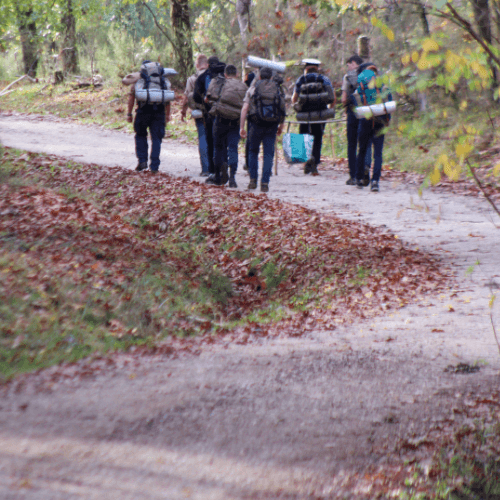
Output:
top-left (356, 179), bottom-right (364, 189)
top-left (310, 162), bottom-right (319, 176)
top-left (260, 183), bottom-right (269, 193)
top-left (228, 177), bottom-right (237, 188)
top-left (363, 166), bottom-right (370, 186)
top-left (346, 177), bottom-right (356, 185)
top-left (205, 174), bottom-right (216, 184)
top-left (304, 158), bottom-right (315, 175)
top-left (135, 161), bottom-right (148, 172)
top-left (200, 171), bottom-right (209, 177)
top-left (248, 179), bottom-right (257, 190)
top-left (150, 170), bottom-right (159, 175)
top-left (370, 180), bottom-right (379, 192)
top-left (220, 163), bottom-right (229, 185)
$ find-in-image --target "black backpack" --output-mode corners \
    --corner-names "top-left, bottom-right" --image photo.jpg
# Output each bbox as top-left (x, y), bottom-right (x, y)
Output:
top-left (294, 74), bottom-right (334, 112)
top-left (252, 79), bottom-right (286, 123)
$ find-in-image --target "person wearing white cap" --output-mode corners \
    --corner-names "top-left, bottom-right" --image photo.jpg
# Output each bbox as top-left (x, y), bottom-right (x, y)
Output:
top-left (292, 59), bottom-right (335, 173)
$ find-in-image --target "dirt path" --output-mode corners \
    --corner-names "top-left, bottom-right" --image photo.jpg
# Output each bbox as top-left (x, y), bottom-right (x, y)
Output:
top-left (1, 113), bottom-right (500, 499)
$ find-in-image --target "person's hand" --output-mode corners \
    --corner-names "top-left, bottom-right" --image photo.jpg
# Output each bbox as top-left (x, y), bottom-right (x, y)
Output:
top-left (240, 128), bottom-right (247, 139)
top-left (127, 114), bottom-right (133, 123)
top-left (277, 124), bottom-right (284, 136)
top-left (180, 111), bottom-right (186, 122)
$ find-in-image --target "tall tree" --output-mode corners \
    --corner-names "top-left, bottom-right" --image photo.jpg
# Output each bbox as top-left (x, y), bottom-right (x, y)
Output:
top-left (171, 0), bottom-right (193, 81)
top-left (236, 0), bottom-right (251, 44)
top-left (62, 0), bottom-right (79, 74)
top-left (16, 5), bottom-right (38, 76)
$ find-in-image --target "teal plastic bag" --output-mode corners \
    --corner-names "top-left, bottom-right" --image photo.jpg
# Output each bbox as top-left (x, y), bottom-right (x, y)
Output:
top-left (282, 133), bottom-right (314, 164)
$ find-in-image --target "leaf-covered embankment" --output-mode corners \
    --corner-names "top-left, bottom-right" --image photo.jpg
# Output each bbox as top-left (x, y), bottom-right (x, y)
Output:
top-left (0, 147), bottom-right (451, 378)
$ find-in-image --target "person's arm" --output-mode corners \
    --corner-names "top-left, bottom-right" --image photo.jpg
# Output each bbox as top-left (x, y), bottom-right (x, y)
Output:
top-left (165, 102), bottom-right (171, 123)
top-left (240, 102), bottom-right (250, 139)
top-left (126, 91), bottom-right (135, 123)
top-left (341, 90), bottom-right (348, 106)
top-left (291, 91), bottom-right (298, 104)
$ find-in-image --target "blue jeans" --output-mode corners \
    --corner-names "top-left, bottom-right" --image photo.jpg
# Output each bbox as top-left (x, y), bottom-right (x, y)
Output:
top-left (299, 122), bottom-right (324, 164)
top-left (134, 107), bottom-right (166, 171)
top-left (248, 120), bottom-right (279, 185)
top-left (195, 118), bottom-right (210, 173)
top-left (355, 119), bottom-right (385, 183)
top-left (347, 111), bottom-right (372, 179)
top-left (213, 116), bottom-right (240, 181)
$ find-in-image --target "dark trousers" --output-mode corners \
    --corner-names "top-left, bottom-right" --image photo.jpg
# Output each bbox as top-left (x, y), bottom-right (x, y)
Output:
top-left (299, 122), bottom-right (325, 165)
top-left (247, 120), bottom-right (279, 185)
top-left (213, 116), bottom-right (240, 181)
top-left (347, 110), bottom-right (372, 179)
top-left (204, 114), bottom-right (215, 175)
top-left (355, 119), bottom-right (385, 183)
top-left (134, 108), bottom-right (166, 171)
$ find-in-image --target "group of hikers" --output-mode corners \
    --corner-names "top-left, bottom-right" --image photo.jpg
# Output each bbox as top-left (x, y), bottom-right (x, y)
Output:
top-left (125, 52), bottom-right (392, 193)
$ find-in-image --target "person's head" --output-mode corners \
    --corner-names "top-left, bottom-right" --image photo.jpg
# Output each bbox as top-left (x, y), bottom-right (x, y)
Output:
top-left (346, 54), bottom-right (363, 71)
top-left (304, 65), bottom-right (319, 74)
top-left (259, 67), bottom-right (272, 80)
top-left (225, 64), bottom-right (237, 78)
top-left (195, 54), bottom-right (208, 71)
top-left (208, 56), bottom-right (220, 68)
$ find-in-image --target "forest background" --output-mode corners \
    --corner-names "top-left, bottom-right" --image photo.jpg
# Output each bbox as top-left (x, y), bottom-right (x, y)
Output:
top-left (2, 0), bottom-right (500, 186)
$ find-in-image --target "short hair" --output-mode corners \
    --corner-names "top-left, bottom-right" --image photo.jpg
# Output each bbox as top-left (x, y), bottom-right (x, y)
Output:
top-left (196, 54), bottom-right (208, 66)
top-left (305, 65), bottom-right (319, 74)
top-left (225, 64), bottom-right (237, 76)
top-left (346, 55), bottom-right (363, 65)
top-left (259, 67), bottom-right (272, 80)
top-left (208, 56), bottom-right (219, 66)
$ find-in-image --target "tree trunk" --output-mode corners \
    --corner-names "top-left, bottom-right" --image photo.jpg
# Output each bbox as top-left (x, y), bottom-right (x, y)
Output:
top-left (171, 0), bottom-right (194, 83)
top-left (417, 0), bottom-right (430, 35)
top-left (236, 0), bottom-right (251, 45)
top-left (16, 8), bottom-right (38, 77)
top-left (62, 0), bottom-right (79, 74)
top-left (469, 0), bottom-right (498, 89)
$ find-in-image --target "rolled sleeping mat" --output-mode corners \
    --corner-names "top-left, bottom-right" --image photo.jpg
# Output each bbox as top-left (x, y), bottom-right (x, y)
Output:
top-left (246, 55), bottom-right (286, 73)
top-left (122, 68), bottom-right (177, 86)
top-left (122, 72), bottom-right (140, 86)
top-left (295, 108), bottom-right (336, 121)
top-left (135, 89), bottom-right (176, 103)
top-left (355, 101), bottom-right (396, 119)
top-left (191, 109), bottom-right (203, 119)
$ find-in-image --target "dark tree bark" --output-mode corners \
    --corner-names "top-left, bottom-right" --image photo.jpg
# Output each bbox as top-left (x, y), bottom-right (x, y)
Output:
top-left (16, 8), bottom-right (38, 77)
top-left (62, 0), bottom-right (79, 74)
top-left (417, 0), bottom-right (430, 35)
top-left (470, 0), bottom-right (493, 42)
top-left (171, 0), bottom-right (193, 83)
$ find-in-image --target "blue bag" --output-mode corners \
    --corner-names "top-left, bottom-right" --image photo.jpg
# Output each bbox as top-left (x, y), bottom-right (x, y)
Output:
top-left (282, 133), bottom-right (314, 164)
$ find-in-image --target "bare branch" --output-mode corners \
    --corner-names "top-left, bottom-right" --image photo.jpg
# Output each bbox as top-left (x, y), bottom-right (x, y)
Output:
top-left (141, 1), bottom-right (180, 57)
top-left (466, 159), bottom-right (500, 222)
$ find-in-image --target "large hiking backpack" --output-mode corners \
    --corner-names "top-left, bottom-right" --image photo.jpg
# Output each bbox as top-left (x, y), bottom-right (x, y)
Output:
top-left (352, 66), bottom-right (394, 124)
top-left (293, 74), bottom-right (334, 112)
top-left (135, 61), bottom-right (174, 106)
top-left (211, 78), bottom-right (248, 120)
top-left (251, 79), bottom-right (286, 123)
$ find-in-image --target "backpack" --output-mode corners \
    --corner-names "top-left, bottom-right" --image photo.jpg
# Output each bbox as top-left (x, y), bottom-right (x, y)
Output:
top-left (294, 74), bottom-right (334, 112)
top-left (211, 78), bottom-right (248, 120)
top-left (344, 69), bottom-right (359, 97)
top-left (135, 61), bottom-right (174, 107)
top-left (251, 79), bottom-right (286, 123)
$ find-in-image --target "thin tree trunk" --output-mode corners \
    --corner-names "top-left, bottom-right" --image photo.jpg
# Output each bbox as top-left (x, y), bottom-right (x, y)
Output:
top-left (62, 0), bottom-right (79, 74)
top-left (171, 0), bottom-right (193, 83)
top-left (236, 0), bottom-right (251, 44)
top-left (417, 0), bottom-right (430, 35)
top-left (16, 8), bottom-right (38, 77)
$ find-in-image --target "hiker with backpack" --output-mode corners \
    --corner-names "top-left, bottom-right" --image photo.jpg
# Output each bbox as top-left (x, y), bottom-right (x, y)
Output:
top-left (181, 54), bottom-right (210, 177)
top-left (239, 67), bottom-right (286, 193)
top-left (126, 60), bottom-right (174, 173)
top-left (207, 64), bottom-right (248, 187)
top-left (193, 56), bottom-right (226, 184)
top-left (291, 59), bottom-right (335, 174)
top-left (341, 55), bottom-right (372, 186)
top-left (352, 63), bottom-right (393, 192)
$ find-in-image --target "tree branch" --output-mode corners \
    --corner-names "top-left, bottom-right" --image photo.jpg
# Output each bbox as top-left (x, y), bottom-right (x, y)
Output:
top-left (466, 159), bottom-right (500, 222)
top-left (141, 1), bottom-right (180, 58)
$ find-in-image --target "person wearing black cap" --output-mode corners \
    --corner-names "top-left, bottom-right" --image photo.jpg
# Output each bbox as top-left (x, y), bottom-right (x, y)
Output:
top-left (193, 56), bottom-right (226, 184)
top-left (292, 59), bottom-right (335, 173)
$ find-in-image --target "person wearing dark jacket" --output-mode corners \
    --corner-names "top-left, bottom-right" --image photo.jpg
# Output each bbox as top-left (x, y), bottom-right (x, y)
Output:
top-left (193, 56), bottom-right (226, 184)
top-left (291, 59), bottom-right (335, 172)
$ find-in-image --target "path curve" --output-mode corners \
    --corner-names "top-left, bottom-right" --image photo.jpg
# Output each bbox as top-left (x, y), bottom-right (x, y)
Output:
top-left (1, 113), bottom-right (499, 499)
